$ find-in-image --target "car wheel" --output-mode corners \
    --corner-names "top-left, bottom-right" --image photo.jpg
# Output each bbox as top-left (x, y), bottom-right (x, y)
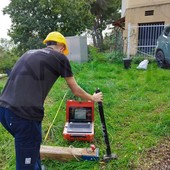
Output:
top-left (155, 50), bottom-right (166, 68)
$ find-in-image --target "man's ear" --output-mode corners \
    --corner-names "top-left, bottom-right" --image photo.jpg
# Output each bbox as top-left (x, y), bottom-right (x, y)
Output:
top-left (60, 46), bottom-right (65, 53)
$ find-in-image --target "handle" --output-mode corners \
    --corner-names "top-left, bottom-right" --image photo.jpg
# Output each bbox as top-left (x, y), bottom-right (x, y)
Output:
top-left (95, 88), bottom-right (112, 156)
top-left (95, 88), bottom-right (102, 105)
top-left (95, 88), bottom-right (101, 94)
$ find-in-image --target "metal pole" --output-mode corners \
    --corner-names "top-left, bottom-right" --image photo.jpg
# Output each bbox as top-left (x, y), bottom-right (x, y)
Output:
top-left (96, 89), bottom-right (117, 161)
top-left (127, 23), bottom-right (131, 59)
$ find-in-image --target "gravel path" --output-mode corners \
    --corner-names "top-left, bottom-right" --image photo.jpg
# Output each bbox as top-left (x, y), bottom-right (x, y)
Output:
top-left (136, 138), bottom-right (170, 170)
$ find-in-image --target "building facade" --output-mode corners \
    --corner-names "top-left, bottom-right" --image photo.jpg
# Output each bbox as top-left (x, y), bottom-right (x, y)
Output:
top-left (122, 0), bottom-right (170, 56)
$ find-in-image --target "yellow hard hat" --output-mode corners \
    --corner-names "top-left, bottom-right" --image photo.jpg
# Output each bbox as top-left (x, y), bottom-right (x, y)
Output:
top-left (43, 31), bottom-right (69, 55)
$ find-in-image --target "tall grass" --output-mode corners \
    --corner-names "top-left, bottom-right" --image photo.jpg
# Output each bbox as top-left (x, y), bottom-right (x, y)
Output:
top-left (0, 59), bottom-right (169, 170)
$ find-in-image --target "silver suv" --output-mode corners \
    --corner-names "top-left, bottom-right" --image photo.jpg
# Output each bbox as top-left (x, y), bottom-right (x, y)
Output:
top-left (155, 25), bottom-right (170, 68)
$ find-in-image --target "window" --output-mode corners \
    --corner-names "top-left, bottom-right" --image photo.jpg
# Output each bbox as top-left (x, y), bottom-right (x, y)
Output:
top-left (145, 10), bottom-right (154, 16)
top-left (138, 22), bottom-right (164, 54)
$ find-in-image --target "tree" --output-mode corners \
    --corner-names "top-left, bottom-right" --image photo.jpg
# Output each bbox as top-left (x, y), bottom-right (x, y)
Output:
top-left (90, 0), bottom-right (121, 51)
top-left (0, 38), bottom-right (19, 73)
top-left (3, 0), bottom-right (121, 53)
top-left (3, 0), bottom-right (94, 54)
top-left (0, 38), bottom-right (14, 51)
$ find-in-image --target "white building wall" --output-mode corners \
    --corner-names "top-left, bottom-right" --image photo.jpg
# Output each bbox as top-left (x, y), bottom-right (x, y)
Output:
top-left (121, 0), bottom-right (128, 17)
top-left (66, 36), bottom-right (88, 63)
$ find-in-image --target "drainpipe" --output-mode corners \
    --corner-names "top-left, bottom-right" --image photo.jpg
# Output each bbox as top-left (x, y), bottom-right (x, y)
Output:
top-left (127, 23), bottom-right (131, 59)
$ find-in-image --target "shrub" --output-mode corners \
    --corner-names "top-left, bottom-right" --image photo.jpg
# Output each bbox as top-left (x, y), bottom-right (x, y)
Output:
top-left (88, 46), bottom-right (124, 64)
top-left (88, 46), bottom-right (106, 62)
top-left (0, 51), bottom-right (18, 73)
top-left (132, 55), bottom-right (156, 64)
top-left (105, 51), bottom-right (125, 64)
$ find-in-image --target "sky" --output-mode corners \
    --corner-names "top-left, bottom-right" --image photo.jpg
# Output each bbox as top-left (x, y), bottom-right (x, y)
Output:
top-left (0, 0), bottom-right (11, 39)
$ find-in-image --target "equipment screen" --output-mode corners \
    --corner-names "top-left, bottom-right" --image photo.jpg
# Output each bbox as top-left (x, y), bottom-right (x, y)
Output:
top-left (69, 107), bottom-right (92, 122)
top-left (74, 108), bottom-right (86, 120)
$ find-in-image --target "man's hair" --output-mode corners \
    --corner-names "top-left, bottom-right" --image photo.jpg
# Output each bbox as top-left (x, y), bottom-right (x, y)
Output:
top-left (46, 41), bottom-right (57, 46)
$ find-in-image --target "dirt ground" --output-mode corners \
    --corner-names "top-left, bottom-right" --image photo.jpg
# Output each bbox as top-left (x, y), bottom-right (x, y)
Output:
top-left (136, 137), bottom-right (170, 170)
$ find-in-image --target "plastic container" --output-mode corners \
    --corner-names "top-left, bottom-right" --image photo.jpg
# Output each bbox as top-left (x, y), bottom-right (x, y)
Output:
top-left (123, 58), bottom-right (132, 69)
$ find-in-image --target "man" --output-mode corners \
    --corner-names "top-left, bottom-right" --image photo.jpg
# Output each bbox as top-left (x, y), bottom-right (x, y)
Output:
top-left (0, 32), bottom-right (102, 170)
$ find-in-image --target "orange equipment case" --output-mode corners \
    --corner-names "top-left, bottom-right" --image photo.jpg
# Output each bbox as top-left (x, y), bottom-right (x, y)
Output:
top-left (63, 100), bottom-right (94, 142)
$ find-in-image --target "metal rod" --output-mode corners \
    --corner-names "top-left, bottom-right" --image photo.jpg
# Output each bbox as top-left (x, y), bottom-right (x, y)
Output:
top-left (96, 89), bottom-right (117, 161)
top-left (127, 23), bottom-right (131, 59)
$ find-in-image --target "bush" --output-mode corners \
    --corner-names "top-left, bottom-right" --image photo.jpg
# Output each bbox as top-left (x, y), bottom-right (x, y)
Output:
top-left (88, 46), bottom-right (124, 64)
top-left (105, 51), bottom-right (125, 64)
top-left (88, 46), bottom-right (107, 62)
top-left (132, 55), bottom-right (156, 64)
top-left (0, 51), bottom-right (18, 73)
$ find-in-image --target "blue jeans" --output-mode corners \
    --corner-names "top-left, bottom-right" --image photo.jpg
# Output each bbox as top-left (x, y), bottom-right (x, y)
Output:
top-left (0, 107), bottom-right (42, 170)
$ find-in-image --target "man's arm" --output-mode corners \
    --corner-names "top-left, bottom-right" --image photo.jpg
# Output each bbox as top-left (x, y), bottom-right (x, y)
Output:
top-left (65, 76), bottom-right (102, 102)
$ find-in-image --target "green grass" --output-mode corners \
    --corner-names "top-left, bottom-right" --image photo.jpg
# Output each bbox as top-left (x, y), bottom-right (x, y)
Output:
top-left (0, 61), bottom-right (170, 170)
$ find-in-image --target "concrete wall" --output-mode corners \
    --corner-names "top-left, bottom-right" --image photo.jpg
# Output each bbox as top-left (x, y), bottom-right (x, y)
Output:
top-left (122, 0), bottom-right (169, 15)
top-left (127, 0), bottom-right (169, 8)
top-left (121, 0), bottom-right (127, 17)
top-left (125, 4), bottom-right (170, 26)
top-left (66, 36), bottom-right (88, 63)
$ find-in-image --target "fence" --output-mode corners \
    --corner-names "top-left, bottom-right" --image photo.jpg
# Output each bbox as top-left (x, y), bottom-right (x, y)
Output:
top-left (127, 23), bottom-right (166, 58)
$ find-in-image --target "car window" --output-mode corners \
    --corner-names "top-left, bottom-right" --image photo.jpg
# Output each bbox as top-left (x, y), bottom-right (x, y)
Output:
top-left (164, 26), bottom-right (170, 36)
top-left (168, 32), bottom-right (170, 37)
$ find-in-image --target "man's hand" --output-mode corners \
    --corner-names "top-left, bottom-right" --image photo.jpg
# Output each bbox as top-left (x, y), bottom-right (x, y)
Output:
top-left (92, 92), bottom-right (103, 102)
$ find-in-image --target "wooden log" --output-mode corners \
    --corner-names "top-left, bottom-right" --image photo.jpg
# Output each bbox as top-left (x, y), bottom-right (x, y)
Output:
top-left (40, 145), bottom-right (99, 161)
